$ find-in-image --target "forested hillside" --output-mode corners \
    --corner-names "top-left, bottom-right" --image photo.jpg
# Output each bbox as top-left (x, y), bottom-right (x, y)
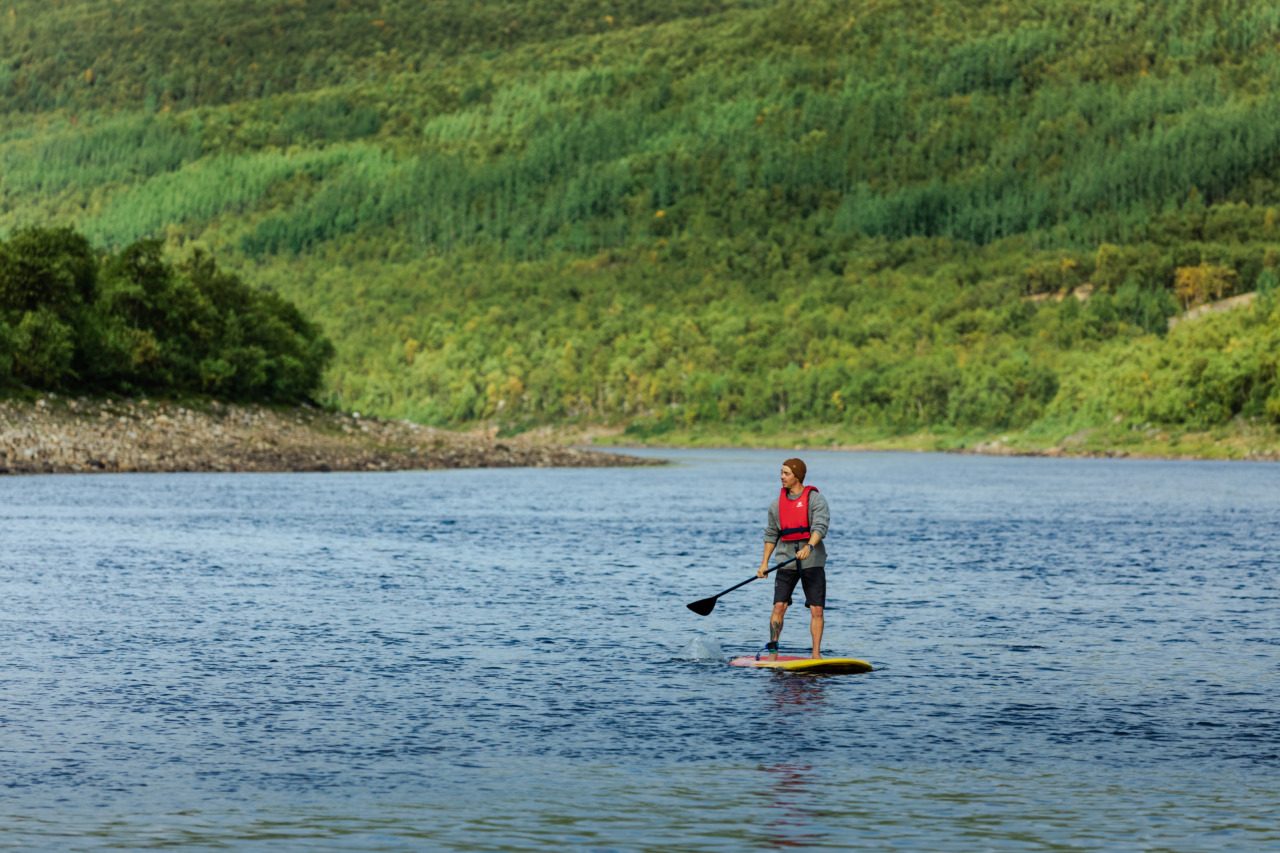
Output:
top-left (3, 0), bottom-right (1279, 449)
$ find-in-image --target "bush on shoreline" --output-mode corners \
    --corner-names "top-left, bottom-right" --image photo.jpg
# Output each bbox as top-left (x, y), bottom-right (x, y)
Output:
top-left (0, 226), bottom-right (333, 402)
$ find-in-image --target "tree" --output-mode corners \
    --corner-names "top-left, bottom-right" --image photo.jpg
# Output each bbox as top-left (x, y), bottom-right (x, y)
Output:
top-left (0, 226), bottom-right (97, 319)
top-left (11, 308), bottom-right (75, 387)
top-left (1174, 263), bottom-right (1237, 310)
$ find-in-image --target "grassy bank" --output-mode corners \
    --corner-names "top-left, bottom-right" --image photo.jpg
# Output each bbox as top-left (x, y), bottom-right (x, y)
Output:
top-left (594, 419), bottom-right (1280, 461)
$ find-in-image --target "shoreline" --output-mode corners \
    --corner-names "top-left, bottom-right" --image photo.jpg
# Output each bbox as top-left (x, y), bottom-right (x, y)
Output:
top-left (590, 424), bottom-right (1280, 463)
top-left (4, 396), bottom-right (1276, 474)
top-left (0, 397), bottom-right (657, 475)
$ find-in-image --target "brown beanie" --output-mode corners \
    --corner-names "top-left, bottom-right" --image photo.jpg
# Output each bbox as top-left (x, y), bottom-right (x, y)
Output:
top-left (783, 457), bottom-right (807, 483)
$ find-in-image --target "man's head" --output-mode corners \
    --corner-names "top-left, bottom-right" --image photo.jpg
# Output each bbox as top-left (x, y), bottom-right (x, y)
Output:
top-left (781, 457), bottom-right (807, 488)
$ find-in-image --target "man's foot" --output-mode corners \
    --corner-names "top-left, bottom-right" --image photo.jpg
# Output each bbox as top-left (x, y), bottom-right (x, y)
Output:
top-left (765, 641), bottom-right (779, 653)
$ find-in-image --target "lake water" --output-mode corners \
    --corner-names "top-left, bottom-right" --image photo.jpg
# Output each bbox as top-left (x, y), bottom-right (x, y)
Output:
top-left (2, 449), bottom-right (1277, 850)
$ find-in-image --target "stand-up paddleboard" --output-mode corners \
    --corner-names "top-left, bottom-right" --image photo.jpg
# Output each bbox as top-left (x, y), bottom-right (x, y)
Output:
top-left (729, 654), bottom-right (873, 674)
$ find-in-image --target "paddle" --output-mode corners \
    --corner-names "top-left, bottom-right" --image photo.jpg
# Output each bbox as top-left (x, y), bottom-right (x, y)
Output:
top-left (686, 556), bottom-right (799, 616)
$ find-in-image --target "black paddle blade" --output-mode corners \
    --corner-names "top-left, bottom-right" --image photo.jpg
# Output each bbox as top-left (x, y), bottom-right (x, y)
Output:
top-left (686, 596), bottom-right (717, 616)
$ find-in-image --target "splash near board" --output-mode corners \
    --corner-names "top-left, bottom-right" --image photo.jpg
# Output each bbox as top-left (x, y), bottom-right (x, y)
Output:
top-left (729, 655), bottom-right (873, 675)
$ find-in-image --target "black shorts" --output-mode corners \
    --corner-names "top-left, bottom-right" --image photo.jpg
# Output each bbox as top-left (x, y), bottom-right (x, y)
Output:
top-left (773, 566), bottom-right (826, 609)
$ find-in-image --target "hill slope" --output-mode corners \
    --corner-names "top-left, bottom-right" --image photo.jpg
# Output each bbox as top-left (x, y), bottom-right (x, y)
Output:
top-left (3, 0), bottom-right (1279, 451)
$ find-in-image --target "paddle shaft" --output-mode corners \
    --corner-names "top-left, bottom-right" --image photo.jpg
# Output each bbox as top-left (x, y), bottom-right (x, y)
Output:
top-left (717, 555), bottom-right (797, 597)
top-left (686, 556), bottom-right (799, 615)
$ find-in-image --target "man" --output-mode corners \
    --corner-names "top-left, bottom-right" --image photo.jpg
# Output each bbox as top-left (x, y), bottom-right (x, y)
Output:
top-left (757, 457), bottom-right (830, 658)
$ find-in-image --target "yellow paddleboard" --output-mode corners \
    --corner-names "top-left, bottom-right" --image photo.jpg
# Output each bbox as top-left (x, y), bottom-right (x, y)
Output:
top-left (729, 655), bottom-right (873, 674)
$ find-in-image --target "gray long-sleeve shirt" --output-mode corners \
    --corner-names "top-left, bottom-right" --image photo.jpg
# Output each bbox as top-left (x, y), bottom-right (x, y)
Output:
top-left (764, 488), bottom-right (830, 568)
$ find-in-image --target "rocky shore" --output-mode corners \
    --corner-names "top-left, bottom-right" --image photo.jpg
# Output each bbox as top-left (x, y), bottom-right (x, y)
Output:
top-left (0, 396), bottom-right (657, 475)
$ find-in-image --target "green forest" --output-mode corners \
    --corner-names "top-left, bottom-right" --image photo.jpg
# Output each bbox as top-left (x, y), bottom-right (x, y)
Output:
top-left (2, 0), bottom-right (1279, 452)
top-left (0, 226), bottom-right (332, 400)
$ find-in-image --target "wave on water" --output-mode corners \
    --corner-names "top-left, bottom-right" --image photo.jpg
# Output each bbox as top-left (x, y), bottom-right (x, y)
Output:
top-left (681, 634), bottom-right (725, 661)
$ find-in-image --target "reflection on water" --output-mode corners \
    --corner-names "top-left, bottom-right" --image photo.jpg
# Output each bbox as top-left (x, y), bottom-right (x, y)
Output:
top-left (764, 671), bottom-right (829, 712)
top-left (757, 762), bottom-right (826, 849)
top-left (1, 450), bottom-right (1278, 850)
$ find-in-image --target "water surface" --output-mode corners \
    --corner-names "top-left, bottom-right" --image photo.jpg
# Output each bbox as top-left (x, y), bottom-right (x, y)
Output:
top-left (2, 450), bottom-right (1277, 849)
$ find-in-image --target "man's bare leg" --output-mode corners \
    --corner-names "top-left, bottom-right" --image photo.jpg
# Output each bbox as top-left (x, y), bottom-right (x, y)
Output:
top-left (809, 605), bottom-right (824, 658)
top-left (769, 601), bottom-right (788, 655)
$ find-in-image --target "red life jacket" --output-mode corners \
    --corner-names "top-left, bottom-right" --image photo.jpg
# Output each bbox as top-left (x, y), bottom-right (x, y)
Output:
top-left (778, 485), bottom-right (818, 542)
